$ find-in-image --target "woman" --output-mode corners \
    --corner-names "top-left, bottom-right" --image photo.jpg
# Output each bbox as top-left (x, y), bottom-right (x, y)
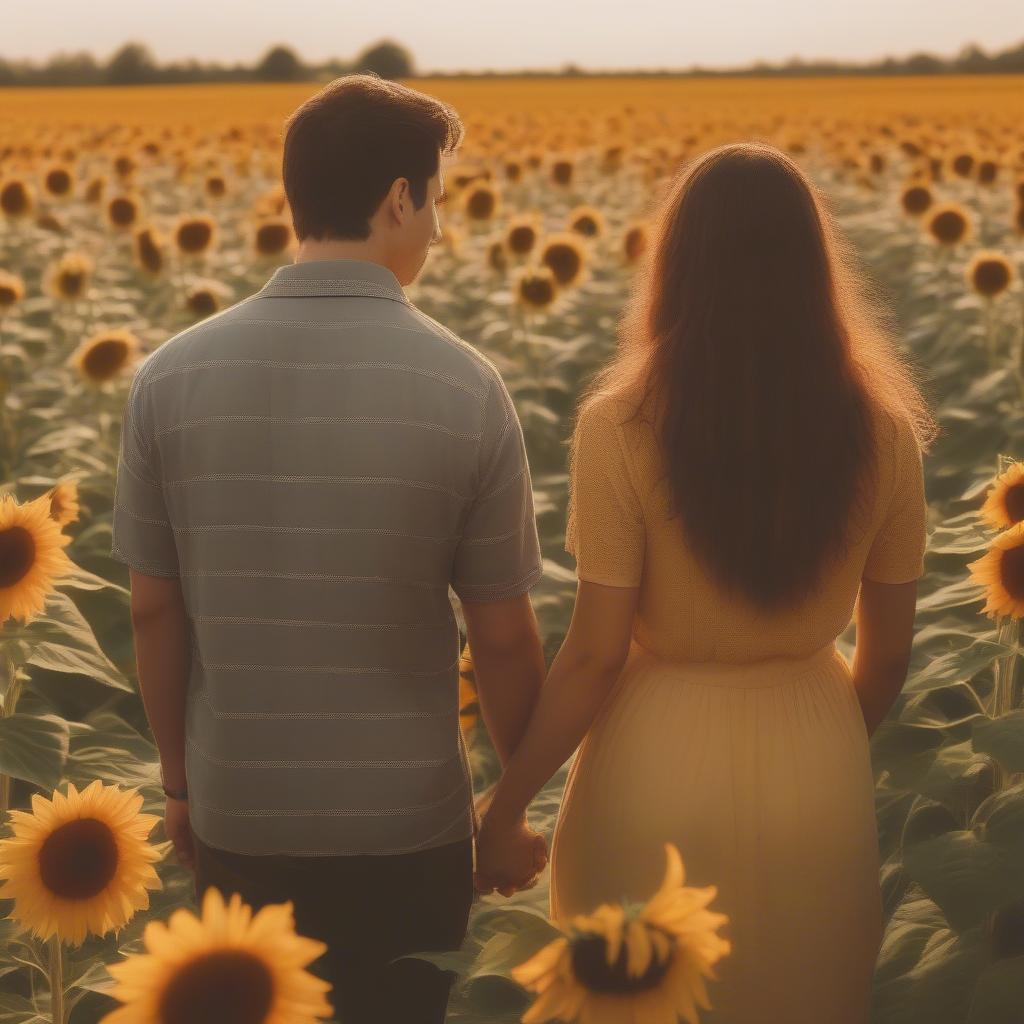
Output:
top-left (474, 141), bottom-right (937, 1023)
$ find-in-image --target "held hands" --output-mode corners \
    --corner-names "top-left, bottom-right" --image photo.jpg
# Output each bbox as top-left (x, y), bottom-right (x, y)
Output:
top-left (473, 787), bottom-right (548, 897)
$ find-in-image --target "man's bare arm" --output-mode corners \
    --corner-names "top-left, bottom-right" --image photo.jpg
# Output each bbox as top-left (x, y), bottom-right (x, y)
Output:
top-left (127, 570), bottom-right (192, 790)
top-left (461, 591), bottom-right (546, 767)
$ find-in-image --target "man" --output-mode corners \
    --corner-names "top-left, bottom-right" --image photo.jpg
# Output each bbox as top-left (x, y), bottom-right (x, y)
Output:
top-left (111, 73), bottom-right (548, 1023)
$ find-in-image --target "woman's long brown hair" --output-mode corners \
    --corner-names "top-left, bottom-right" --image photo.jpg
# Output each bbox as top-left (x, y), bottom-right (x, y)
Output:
top-left (577, 141), bottom-right (940, 611)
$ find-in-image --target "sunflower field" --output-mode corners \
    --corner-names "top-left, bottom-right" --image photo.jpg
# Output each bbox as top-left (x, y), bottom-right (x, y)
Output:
top-left (1, 74), bottom-right (1024, 1023)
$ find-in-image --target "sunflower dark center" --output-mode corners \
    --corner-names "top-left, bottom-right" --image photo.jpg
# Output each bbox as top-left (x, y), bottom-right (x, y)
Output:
top-left (507, 226), bottom-right (536, 254)
top-left (0, 284), bottom-right (20, 307)
top-left (59, 271), bottom-right (85, 297)
top-left (570, 924), bottom-right (676, 994)
top-left (543, 244), bottom-right (582, 284)
top-left (47, 170), bottom-right (72, 195)
top-left (1, 183), bottom-right (29, 216)
top-left (520, 275), bottom-right (555, 307)
top-left (902, 187), bottom-right (932, 215)
top-left (188, 291), bottom-right (218, 316)
top-left (999, 542), bottom-right (1024, 601)
top-left (972, 260), bottom-right (1011, 297)
top-left (1004, 484), bottom-right (1024, 525)
top-left (109, 198), bottom-right (137, 226)
top-left (82, 339), bottom-right (129, 381)
top-left (158, 950), bottom-right (275, 1024)
top-left (0, 525), bottom-right (36, 588)
top-left (930, 210), bottom-right (966, 244)
top-left (466, 189), bottom-right (496, 220)
top-left (137, 232), bottom-right (163, 272)
top-left (177, 222), bottom-right (213, 253)
top-left (256, 223), bottom-right (290, 254)
top-left (38, 817), bottom-right (119, 899)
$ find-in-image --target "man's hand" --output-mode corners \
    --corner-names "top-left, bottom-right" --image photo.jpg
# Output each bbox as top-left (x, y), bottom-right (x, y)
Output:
top-left (164, 796), bottom-right (196, 871)
top-left (474, 811), bottom-right (548, 897)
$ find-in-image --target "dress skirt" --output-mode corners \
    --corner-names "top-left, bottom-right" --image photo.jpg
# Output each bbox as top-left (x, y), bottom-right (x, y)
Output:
top-left (547, 639), bottom-right (883, 1024)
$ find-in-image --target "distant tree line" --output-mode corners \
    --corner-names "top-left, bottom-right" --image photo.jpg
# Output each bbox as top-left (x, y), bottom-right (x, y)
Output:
top-left (0, 40), bottom-right (413, 87)
top-left (2, 36), bottom-right (1023, 87)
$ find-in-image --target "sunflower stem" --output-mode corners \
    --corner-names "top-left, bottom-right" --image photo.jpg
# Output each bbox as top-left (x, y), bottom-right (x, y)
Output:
top-left (0, 650), bottom-right (22, 819)
top-left (47, 934), bottom-right (65, 1024)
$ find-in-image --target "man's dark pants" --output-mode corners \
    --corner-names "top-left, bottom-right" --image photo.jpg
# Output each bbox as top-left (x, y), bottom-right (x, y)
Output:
top-left (193, 832), bottom-right (475, 1024)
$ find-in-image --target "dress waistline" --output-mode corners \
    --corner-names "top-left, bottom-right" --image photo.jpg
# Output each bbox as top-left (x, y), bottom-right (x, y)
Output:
top-left (623, 640), bottom-right (848, 689)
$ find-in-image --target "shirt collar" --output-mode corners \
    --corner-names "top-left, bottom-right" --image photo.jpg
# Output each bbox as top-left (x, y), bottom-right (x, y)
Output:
top-left (255, 258), bottom-right (409, 304)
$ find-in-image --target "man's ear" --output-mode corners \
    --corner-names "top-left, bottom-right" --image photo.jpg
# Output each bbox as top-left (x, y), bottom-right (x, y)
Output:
top-left (389, 177), bottom-right (409, 223)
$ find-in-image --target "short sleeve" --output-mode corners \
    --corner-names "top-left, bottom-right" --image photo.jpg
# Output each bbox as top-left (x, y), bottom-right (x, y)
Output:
top-left (450, 373), bottom-right (543, 603)
top-left (862, 414), bottom-right (927, 584)
top-left (564, 403), bottom-right (645, 587)
top-left (110, 366), bottom-right (181, 578)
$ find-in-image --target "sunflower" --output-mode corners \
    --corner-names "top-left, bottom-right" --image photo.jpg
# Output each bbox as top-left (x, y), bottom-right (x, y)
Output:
top-left (113, 153), bottom-right (137, 180)
top-left (44, 252), bottom-right (93, 302)
top-left (505, 160), bottom-right (523, 183)
top-left (568, 205), bottom-right (605, 239)
top-left (950, 151), bottom-right (976, 179)
top-left (204, 173), bottom-right (227, 199)
top-left (132, 226), bottom-right (165, 277)
top-left (980, 463), bottom-right (1024, 530)
top-left (459, 641), bottom-right (479, 732)
top-left (0, 270), bottom-right (25, 311)
top-left (900, 184), bottom-right (933, 217)
top-left (174, 214), bottom-right (217, 256)
top-left (926, 203), bottom-right (971, 246)
top-left (540, 233), bottom-right (589, 288)
top-left (486, 240), bottom-right (508, 274)
top-left (105, 194), bottom-right (141, 231)
top-left (70, 328), bottom-right (141, 384)
top-left (463, 183), bottom-right (500, 222)
top-left (43, 165), bottom-right (74, 199)
top-left (0, 780), bottom-right (162, 947)
top-left (977, 159), bottom-right (999, 185)
top-left (551, 159), bottom-right (575, 187)
top-left (39, 480), bottom-right (81, 529)
top-left (622, 223), bottom-right (649, 265)
top-left (36, 212), bottom-right (65, 234)
top-left (511, 843), bottom-right (731, 1024)
top-left (966, 250), bottom-right (1015, 298)
top-left (0, 178), bottom-right (34, 219)
top-left (252, 217), bottom-right (294, 257)
top-left (967, 522), bottom-right (1024, 620)
top-left (84, 175), bottom-right (106, 204)
top-left (99, 886), bottom-right (334, 1024)
top-left (185, 280), bottom-right (230, 318)
top-left (0, 492), bottom-right (76, 624)
top-left (516, 266), bottom-right (559, 311)
top-left (505, 216), bottom-right (541, 257)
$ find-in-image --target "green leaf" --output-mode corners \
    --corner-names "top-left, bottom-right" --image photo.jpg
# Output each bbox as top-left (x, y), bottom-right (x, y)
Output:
top-left (7, 592), bottom-right (132, 692)
top-left (0, 713), bottom-right (69, 789)
top-left (966, 956), bottom-right (1024, 1024)
top-left (902, 830), bottom-right (1024, 932)
top-left (973, 711), bottom-right (1024, 773)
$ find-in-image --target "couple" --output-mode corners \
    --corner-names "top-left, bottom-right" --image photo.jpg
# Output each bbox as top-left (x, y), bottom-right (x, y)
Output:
top-left (111, 74), bottom-right (934, 1024)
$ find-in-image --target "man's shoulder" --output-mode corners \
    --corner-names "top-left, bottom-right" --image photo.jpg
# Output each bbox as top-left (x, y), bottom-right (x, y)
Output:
top-left (401, 304), bottom-right (505, 396)
top-left (132, 297), bottom-right (255, 384)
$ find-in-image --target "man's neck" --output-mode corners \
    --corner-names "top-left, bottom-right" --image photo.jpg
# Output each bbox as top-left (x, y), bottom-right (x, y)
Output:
top-left (294, 238), bottom-right (395, 276)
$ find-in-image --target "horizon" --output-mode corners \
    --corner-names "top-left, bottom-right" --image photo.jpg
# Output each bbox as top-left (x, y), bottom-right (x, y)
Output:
top-left (9, 0), bottom-right (1024, 74)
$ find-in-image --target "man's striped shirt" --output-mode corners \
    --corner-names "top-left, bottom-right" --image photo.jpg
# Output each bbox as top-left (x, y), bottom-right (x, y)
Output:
top-left (111, 257), bottom-right (544, 856)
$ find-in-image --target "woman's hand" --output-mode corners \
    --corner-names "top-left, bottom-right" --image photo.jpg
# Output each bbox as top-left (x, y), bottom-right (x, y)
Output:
top-left (164, 796), bottom-right (196, 871)
top-left (474, 809), bottom-right (548, 897)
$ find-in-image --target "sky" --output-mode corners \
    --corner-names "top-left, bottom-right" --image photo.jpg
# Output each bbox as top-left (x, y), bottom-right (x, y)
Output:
top-left (9, 0), bottom-right (1024, 72)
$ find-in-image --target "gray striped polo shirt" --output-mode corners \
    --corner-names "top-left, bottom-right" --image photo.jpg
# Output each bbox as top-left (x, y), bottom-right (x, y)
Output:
top-left (111, 257), bottom-right (544, 856)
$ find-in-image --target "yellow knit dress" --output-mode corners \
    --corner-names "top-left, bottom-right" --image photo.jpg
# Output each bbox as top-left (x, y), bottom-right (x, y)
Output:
top-left (549, 395), bottom-right (928, 1024)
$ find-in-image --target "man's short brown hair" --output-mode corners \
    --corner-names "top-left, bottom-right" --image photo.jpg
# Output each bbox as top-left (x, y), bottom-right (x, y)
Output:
top-left (282, 73), bottom-right (463, 242)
